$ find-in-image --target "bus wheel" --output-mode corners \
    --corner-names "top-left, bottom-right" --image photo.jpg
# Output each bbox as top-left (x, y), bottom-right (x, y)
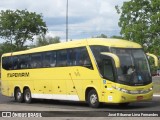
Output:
top-left (24, 88), bottom-right (32, 103)
top-left (15, 88), bottom-right (23, 103)
top-left (87, 89), bottom-right (100, 108)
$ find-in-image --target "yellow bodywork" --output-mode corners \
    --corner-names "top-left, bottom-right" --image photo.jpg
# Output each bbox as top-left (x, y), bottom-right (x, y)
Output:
top-left (1, 38), bottom-right (153, 103)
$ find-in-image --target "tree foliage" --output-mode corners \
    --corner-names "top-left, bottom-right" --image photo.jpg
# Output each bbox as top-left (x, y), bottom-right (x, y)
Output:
top-left (0, 9), bottom-right (47, 50)
top-left (0, 42), bottom-right (16, 57)
top-left (110, 35), bottom-right (124, 39)
top-left (32, 35), bottom-right (60, 47)
top-left (116, 0), bottom-right (160, 55)
top-left (94, 34), bottom-right (108, 38)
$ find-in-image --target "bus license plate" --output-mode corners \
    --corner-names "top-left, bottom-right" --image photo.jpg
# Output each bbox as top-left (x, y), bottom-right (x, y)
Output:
top-left (137, 96), bottom-right (143, 101)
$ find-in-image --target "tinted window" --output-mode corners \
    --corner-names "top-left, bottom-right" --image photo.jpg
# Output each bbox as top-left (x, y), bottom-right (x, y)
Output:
top-left (19, 55), bottom-right (30, 69)
top-left (43, 52), bottom-right (56, 67)
top-left (2, 57), bottom-right (12, 70)
top-left (2, 47), bottom-right (93, 70)
top-left (12, 56), bottom-right (19, 70)
top-left (56, 50), bottom-right (67, 67)
top-left (77, 47), bottom-right (93, 69)
top-left (90, 45), bottom-right (109, 72)
top-left (31, 53), bottom-right (42, 68)
top-left (90, 45), bottom-right (109, 62)
top-left (68, 49), bottom-right (77, 66)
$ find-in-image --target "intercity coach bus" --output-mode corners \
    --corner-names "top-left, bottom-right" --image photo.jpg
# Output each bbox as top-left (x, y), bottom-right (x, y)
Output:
top-left (1, 38), bottom-right (153, 108)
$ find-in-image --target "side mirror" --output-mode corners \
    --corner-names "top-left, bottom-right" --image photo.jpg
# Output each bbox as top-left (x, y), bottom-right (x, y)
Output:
top-left (100, 52), bottom-right (120, 68)
top-left (146, 53), bottom-right (158, 67)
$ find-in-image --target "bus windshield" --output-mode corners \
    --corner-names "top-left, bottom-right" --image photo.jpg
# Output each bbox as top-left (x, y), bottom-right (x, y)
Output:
top-left (111, 48), bottom-right (152, 86)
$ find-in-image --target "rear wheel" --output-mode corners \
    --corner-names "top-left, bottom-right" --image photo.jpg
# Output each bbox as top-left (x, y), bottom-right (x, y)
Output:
top-left (15, 88), bottom-right (23, 103)
top-left (87, 89), bottom-right (100, 108)
top-left (24, 88), bottom-right (32, 103)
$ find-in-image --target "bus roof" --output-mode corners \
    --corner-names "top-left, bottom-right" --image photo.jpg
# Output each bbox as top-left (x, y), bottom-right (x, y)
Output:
top-left (2, 38), bottom-right (142, 57)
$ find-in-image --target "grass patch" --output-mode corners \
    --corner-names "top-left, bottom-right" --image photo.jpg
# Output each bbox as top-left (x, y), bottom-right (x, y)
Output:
top-left (153, 77), bottom-right (160, 94)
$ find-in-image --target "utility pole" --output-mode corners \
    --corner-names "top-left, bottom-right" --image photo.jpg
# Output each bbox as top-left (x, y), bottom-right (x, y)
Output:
top-left (66, 0), bottom-right (68, 42)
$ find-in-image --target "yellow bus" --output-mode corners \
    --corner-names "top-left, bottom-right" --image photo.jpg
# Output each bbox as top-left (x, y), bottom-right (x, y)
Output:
top-left (1, 38), bottom-right (153, 108)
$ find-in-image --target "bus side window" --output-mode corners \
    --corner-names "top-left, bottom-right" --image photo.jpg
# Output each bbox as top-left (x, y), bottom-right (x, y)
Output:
top-left (51, 52), bottom-right (56, 67)
top-left (43, 52), bottom-right (52, 67)
top-left (12, 56), bottom-right (19, 70)
top-left (31, 53), bottom-right (42, 68)
top-left (56, 50), bottom-right (67, 67)
top-left (2, 57), bottom-right (12, 70)
top-left (76, 47), bottom-right (93, 69)
top-left (68, 49), bottom-right (76, 66)
top-left (19, 55), bottom-right (30, 69)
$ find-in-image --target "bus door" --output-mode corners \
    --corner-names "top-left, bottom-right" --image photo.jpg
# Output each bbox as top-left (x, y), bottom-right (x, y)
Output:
top-left (101, 58), bottom-right (116, 102)
top-left (100, 52), bottom-right (120, 102)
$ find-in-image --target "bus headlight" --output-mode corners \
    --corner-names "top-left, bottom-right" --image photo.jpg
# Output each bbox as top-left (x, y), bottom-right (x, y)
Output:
top-left (112, 86), bottom-right (153, 94)
top-left (112, 86), bottom-right (130, 94)
top-left (149, 87), bottom-right (153, 91)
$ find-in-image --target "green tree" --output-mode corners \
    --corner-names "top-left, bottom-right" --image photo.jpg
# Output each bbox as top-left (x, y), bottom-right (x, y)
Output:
top-left (94, 34), bottom-right (108, 38)
top-left (116, 0), bottom-right (160, 55)
top-left (111, 35), bottom-right (124, 39)
top-left (0, 42), bottom-right (18, 57)
top-left (0, 9), bottom-right (47, 51)
top-left (34, 35), bottom-right (60, 47)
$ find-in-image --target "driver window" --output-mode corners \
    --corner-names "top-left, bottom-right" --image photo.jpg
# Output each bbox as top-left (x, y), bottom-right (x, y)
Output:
top-left (103, 59), bottom-right (115, 81)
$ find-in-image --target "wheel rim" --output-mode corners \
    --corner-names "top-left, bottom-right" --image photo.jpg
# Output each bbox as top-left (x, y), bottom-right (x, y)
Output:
top-left (17, 92), bottom-right (21, 100)
top-left (90, 94), bottom-right (98, 105)
top-left (25, 92), bottom-right (30, 101)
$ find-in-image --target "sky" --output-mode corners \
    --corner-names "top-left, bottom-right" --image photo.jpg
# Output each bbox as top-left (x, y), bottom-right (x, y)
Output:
top-left (0, 0), bottom-right (129, 42)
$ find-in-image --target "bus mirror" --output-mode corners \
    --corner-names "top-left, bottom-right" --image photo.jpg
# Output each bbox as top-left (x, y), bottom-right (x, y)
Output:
top-left (101, 52), bottom-right (120, 68)
top-left (146, 53), bottom-right (158, 67)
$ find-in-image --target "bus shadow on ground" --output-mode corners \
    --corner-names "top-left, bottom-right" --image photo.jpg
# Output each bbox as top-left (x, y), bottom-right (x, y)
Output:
top-left (15, 98), bottom-right (159, 110)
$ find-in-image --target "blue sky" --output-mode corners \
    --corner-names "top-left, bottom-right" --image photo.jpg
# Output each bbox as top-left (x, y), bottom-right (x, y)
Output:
top-left (0, 0), bottom-right (129, 42)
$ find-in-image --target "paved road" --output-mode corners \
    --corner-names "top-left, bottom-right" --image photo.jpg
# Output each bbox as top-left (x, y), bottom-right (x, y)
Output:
top-left (0, 93), bottom-right (160, 111)
top-left (0, 94), bottom-right (160, 120)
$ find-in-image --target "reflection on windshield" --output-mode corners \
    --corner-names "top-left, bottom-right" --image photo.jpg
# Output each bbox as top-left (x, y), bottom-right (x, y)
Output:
top-left (111, 48), bottom-right (151, 86)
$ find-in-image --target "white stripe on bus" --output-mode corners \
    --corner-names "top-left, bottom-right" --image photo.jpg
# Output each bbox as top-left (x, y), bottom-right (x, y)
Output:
top-left (32, 94), bottom-right (80, 101)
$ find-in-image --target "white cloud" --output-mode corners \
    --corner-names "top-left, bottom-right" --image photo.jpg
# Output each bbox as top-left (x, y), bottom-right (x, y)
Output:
top-left (0, 0), bottom-right (129, 42)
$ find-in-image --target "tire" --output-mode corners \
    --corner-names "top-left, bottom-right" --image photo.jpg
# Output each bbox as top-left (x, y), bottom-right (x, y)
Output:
top-left (24, 88), bottom-right (32, 103)
top-left (87, 89), bottom-right (100, 108)
top-left (15, 88), bottom-right (24, 103)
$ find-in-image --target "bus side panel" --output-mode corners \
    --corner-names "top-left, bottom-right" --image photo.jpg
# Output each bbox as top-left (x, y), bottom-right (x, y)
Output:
top-left (1, 80), bottom-right (9, 96)
top-left (1, 69), bottom-right (35, 97)
top-left (1, 69), bottom-right (9, 96)
top-left (1, 66), bottom-right (102, 102)
top-left (71, 67), bottom-right (101, 101)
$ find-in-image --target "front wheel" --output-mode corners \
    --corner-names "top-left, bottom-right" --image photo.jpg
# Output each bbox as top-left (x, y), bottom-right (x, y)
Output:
top-left (87, 89), bottom-right (100, 108)
top-left (24, 88), bottom-right (32, 103)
